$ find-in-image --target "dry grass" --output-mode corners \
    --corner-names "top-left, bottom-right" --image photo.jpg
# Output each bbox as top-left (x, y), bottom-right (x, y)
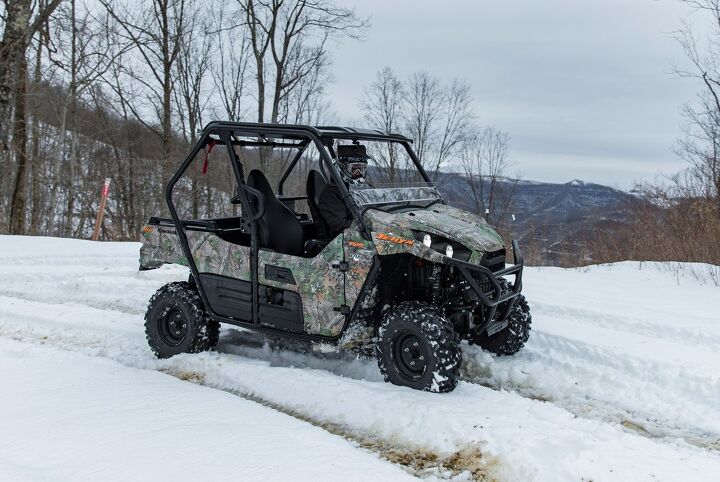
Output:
top-left (585, 195), bottom-right (720, 285)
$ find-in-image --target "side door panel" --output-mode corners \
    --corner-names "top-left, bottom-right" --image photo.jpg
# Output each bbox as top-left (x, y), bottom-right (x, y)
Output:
top-left (258, 235), bottom-right (346, 337)
top-left (344, 228), bottom-right (375, 310)
top-left (183, 230), bottom-right (254, 322)
top-left (184, 231), bottom-right (252, 281)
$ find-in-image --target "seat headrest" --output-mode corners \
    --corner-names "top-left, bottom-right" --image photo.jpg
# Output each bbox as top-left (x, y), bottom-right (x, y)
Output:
top-left (247, 169), bottom-right (271, 193)
top-left (308, 169), bottom-right (326, 184)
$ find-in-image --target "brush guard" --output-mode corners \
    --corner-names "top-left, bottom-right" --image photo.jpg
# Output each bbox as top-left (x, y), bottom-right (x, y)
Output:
top-left (451, 240), bottom-right (524, 333)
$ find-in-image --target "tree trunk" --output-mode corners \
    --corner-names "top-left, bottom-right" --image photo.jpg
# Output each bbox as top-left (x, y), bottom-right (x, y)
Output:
top-left (64, 128), bottom-right (78, 236)
top-left (9, 55), bottom-right (29, 234)
top-left (0, 0), bottom-right (62, 149)
top-left (256, 59), bottom-right (265, 123)
top-left (63, 0), bottom-right (78, 237)
top-left (47, 98), bottom-right (68, 234)
top-left (0, 1), bottom-right (31, 150)
top-left (162, 70), bottom-right (172, 172)
top-left (29, 32), bottom-right (44, 234)
top-left (270, 66), bottom-right (283, 124)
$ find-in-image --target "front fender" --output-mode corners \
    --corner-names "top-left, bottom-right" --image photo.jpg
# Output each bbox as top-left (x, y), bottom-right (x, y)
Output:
top-left (369, 228), bottom-right (447, 264)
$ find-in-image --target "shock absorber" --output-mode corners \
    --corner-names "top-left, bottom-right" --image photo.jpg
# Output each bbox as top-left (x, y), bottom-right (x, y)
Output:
top-left (430, 264), bottom-right (442, 306)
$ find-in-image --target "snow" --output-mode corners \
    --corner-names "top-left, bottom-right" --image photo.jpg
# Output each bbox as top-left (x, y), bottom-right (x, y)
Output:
top-left (0, 338), bottom-right (415, 482)
top-left (0, 235), bottom-right (719, 481)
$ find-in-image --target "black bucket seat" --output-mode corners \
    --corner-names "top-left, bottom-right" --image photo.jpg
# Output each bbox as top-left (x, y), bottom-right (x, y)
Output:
top-left (247, 170), bottom-right (304, 257)
top-left (306, 169), bottom-right (330, 239)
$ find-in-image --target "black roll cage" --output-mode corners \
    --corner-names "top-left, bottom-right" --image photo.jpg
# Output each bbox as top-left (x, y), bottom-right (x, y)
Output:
top-left (163, 121), bottom-right (523, 343)
top-left (163, 121), bottom-right (429, 342)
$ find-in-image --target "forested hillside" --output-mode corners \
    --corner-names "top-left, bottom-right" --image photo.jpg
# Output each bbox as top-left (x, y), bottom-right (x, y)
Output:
top-left (1, 0), bottom-right (718, 271)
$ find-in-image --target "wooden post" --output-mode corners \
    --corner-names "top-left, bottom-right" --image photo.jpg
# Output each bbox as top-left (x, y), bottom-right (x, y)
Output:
top-left (91, 178), bottom-right (111, 241)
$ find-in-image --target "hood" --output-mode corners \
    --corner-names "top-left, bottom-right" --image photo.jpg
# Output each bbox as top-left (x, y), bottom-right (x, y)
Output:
top-left (364, 203), bottom-right (505, 255)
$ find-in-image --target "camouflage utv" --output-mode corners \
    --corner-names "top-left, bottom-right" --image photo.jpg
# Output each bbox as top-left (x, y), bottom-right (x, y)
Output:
top-left (140, 121), bottom-right (530, 392)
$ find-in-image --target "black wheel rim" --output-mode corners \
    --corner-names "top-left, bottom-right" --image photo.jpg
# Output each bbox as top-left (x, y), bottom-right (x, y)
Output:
top-left (158, 307), bottom-right (188, 347)
top-left (392, 331), bottom-right (429, 381)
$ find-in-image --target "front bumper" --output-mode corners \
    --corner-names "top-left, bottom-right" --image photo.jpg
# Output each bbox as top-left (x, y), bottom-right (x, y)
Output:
top-left (450, 239), bottom-right (524, 308)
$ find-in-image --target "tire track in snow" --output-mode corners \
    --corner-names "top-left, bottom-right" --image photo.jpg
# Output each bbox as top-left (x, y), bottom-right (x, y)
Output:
top-left (531, 301), bottom-right (720, 350)
top-left (2, 290), bottom-right (720, 480)
top-left (0, 304), bottom-right (502, 482)
top-left (461, 332), bottom-right (720, 451)
top-left (1, 284), bottom-right (719, 454)
top-left (159, 365), bottom-right (501, 481)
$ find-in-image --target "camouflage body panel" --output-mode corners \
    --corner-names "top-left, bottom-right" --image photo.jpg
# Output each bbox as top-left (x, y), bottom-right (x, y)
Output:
top-left (363, 203), bottom-right (504, 264)
top-left (258, 236), bottom-right (346, 337)
top-left (186, 231), bottom-right (251, 280)
top-left (140, 225), bottom-right (188, 269)
top-left (139, 225), bottom-right (251, 280)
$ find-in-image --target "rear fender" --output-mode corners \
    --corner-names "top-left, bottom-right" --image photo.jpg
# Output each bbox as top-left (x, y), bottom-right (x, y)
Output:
top-left (139, 224), bottom-right (187, 270)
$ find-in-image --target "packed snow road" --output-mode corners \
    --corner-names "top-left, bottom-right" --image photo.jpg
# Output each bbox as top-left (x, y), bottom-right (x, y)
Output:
top-left (0, 337), bottom-right (416, 482)
top-left (1, 235), bottom-right (719, 481)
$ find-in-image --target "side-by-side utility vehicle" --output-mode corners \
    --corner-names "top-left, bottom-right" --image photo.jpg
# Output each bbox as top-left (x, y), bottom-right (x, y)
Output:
top-left (139, 121), bottom-right (531, 392)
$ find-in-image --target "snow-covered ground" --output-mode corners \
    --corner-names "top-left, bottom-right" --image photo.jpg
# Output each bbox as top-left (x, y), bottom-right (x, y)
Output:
top-left (0, 235), bottom-right (718, 481)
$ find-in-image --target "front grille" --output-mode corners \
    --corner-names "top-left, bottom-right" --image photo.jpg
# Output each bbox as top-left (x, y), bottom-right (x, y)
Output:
top-left (478, 281), bottom-right (494, 295)
top-left (469, 270), bottom-right (497, 296)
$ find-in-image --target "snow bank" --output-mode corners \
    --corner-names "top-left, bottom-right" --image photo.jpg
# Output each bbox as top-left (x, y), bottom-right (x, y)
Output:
top-left (0, 235), bottom-right (718, 481)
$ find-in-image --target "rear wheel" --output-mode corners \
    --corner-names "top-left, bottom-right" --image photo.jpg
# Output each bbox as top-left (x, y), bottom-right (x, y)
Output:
top-left (473, 294), bottom-right (531, 356)
top-left (376, 301), bottom-right (461, 393)
top-left (145, 281), bottom-right (219, 358)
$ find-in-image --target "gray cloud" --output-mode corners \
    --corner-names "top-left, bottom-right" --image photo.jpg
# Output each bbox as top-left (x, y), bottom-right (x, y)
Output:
top-left (327, 0), bottom-right (702, 188)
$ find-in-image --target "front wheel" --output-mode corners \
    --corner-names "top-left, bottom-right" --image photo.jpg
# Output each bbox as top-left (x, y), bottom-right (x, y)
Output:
top-left (376, 301), bottom-right (461, 393)
top-left (472, 294), bottom-right (531, 356)
top-left (145, 281), bottom-right (219, 358)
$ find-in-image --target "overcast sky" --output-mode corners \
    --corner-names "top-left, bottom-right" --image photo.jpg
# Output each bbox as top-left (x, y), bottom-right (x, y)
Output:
top-left (326, 0), bottom-right (704, 188)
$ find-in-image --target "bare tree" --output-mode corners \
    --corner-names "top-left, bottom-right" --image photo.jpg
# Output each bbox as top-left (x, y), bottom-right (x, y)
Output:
top-left (7, 39), bottom-right (30, 234)
top-left (674, 1), bottom-right (720, 209)
top-left (0, 0), bottom-right (370, 239)
top-left (236, 0), bottom-right (367, 123)
top-left (360, 67), bottom-right (405, 183)
top-left (37, 0), bottom-right (119, 235)
top-left (432, 78), bottom-right (473, 180)
top-left (101, 0), bottom-right (189, 171)
top-left (174, 4), bottom-right (213, 219)
top-left (174, 5), bottom-right (212, 145)
top-left (276, 39), bottom-right (333, 124)
top-left (3, 0), bottom-right (63, 234)
top-left (0, 0), bottom-right (62, 148)
top-left (28, 29), bottom-right (47, 234)
top-left (403, 71), bottom-right (442, 166)
top-left (581, 0), bottom-right (720, 273)
top-left (210, 6), bottom-right (251, 122)
top-left (460, 126), bottom-right (515, 228)
top-left (361, 67), bottom-right (475, 183)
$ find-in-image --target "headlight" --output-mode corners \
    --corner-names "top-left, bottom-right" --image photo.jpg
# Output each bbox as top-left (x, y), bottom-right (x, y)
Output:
top-left (412, 231), bottom-right (470, 261)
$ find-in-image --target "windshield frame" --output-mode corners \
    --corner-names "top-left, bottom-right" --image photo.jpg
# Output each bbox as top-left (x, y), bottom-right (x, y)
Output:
top-left (325, 138), bottom-right (432, 186)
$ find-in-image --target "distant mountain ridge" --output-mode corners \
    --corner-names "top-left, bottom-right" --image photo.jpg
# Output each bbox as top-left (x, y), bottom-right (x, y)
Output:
top-left (435, 172), bottom-right (640, 264)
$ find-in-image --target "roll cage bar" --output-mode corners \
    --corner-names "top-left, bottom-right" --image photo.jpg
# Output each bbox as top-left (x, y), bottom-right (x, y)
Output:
top-left (185, 121), bottom-right (434, 236)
